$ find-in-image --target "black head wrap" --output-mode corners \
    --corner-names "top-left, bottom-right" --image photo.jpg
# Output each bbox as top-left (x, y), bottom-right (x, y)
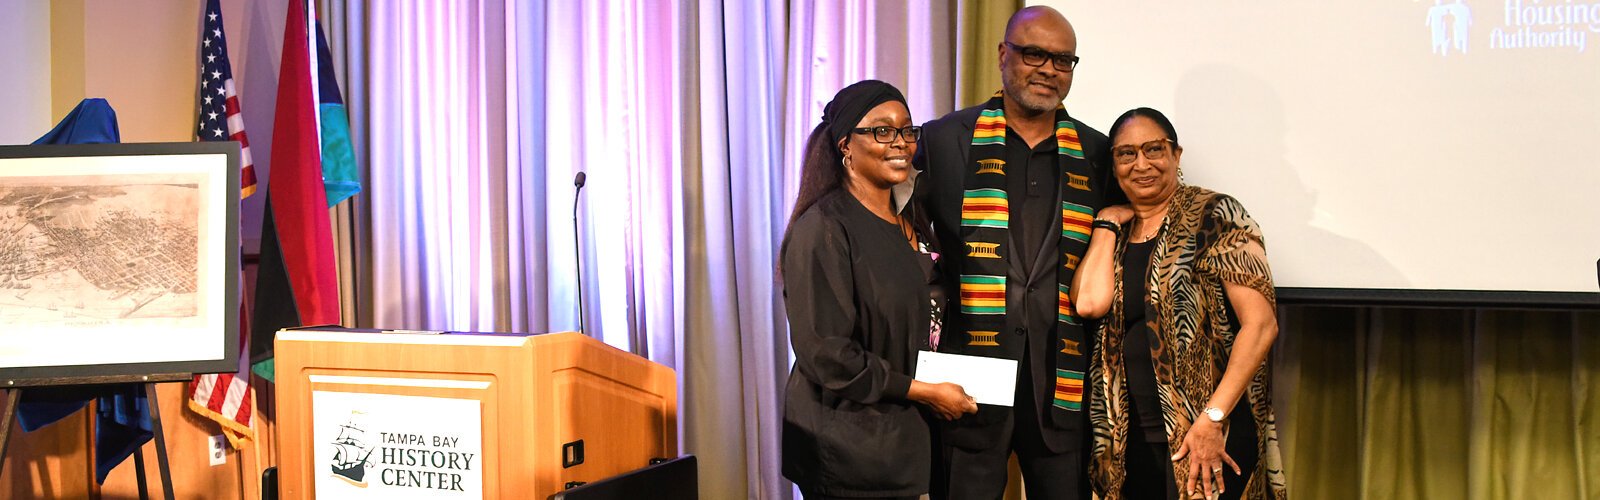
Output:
top-left (821, 80), bottom-right (908, 146)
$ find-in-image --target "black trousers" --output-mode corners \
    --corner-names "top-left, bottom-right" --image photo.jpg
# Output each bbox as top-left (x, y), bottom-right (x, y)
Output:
top-left (936, 349), bottom-right (1088, 500)
top-left (1122, 411), bottom-right (1258, 500)
top-left (938, 406), bottom-right (1085, 499)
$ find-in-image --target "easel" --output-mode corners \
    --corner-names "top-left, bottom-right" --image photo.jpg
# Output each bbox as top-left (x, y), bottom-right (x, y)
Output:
top-left (0, 142), bottom-right (245, 500)
top-left (0, 373), bottom-right (192, 500)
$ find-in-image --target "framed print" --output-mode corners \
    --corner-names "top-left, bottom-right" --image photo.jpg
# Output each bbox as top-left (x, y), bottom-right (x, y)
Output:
top-left (0, 142), bottom-right (240, 385)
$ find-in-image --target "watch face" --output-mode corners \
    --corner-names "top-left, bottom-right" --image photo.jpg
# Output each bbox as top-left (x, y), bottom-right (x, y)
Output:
top-left (1205, 407), bottom-right (1224, 421)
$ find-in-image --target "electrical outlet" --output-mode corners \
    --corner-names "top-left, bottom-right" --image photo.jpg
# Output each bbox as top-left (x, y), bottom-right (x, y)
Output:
top-left (208, 435), bottom-right (227, 466)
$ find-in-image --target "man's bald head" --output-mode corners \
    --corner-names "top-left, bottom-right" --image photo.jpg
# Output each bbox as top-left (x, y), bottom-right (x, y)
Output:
top-left (1004, 5), bottom-right (1073, 43)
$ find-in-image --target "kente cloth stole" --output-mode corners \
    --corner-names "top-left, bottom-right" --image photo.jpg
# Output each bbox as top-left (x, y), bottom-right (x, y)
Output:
top-left (958, 92), bottom-right (1094, 414)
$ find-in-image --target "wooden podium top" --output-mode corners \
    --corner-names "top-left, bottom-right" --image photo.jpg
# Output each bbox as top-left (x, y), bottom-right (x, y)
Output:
top-left (274, 328), bottom-right (678, 499)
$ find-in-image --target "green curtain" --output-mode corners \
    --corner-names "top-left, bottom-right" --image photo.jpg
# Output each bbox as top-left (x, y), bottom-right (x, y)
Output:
top-left (955, 0), bottom-right (1020, 109)
top-left (948, 5), bottom-right (1598, 496)
top-left (1278, 306), bottom-right (1600, 499)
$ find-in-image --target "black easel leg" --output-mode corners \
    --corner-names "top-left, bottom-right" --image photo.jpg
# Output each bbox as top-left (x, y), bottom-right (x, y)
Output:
top-left (135, 450), bottom-right (149, 500)
top-left (145, 383), bottom-right (176, 500)
top-left (0, 389), bottom-right (19, 479)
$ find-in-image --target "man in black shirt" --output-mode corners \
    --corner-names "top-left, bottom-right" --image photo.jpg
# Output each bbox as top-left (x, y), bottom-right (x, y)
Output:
top-left (912, 6), bottom-right (1121, 499)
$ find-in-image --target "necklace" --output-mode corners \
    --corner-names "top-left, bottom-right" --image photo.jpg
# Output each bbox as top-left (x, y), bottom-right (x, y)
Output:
top-left (1132, 204), bottom-right (1168, 243)
top-left (1133, 217), bottom-right (1162, 243)
top-left (897, 213), bottom-right (918, 249)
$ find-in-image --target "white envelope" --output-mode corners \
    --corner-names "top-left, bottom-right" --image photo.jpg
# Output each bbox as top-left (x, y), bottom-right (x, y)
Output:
top-left (913, 351), bottom-right (1018, 407)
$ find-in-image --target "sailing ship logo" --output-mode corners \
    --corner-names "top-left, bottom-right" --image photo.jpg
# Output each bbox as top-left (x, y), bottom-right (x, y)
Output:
top-left (329, 410), bottom-right (376, 487)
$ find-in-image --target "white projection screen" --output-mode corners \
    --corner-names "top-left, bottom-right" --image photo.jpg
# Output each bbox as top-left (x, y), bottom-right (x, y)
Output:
top-left (1037, 0), bottom-right (1599, 305)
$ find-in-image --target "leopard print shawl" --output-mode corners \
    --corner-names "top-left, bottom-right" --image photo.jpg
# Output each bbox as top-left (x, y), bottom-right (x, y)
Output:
top-left (1088, 185), bottom-right (1288, 499)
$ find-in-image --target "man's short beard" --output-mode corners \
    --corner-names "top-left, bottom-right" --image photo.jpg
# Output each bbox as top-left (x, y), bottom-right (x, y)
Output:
top-left (1002, 76), bottom-right (1060, 114)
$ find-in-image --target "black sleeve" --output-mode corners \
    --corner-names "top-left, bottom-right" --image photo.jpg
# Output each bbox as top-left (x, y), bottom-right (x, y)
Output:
top-left (781, 211), bottom-right (914, 404)
top-left (1100, 166), bottom-right (1127, 206)
top-left (910, 122), bottom-right (936, 248)
top-left (914, 115), bottom-right (957, 237)
top-left (1081, 124), bottom-right (1127, 206)
top-left (912, 119), bottom-right (934, 206)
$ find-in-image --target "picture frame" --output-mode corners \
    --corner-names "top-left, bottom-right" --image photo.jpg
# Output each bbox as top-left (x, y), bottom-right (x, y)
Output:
top-left (0, 142), bottom-right (240, 386)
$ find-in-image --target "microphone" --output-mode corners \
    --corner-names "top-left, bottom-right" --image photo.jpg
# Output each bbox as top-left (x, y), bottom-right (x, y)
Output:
top-left (573, 172), bottom-right (587, 334)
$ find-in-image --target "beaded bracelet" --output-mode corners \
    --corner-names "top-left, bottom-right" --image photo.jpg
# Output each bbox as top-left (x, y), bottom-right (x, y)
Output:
top-left (1091, 219), bottom-right (1122, 235)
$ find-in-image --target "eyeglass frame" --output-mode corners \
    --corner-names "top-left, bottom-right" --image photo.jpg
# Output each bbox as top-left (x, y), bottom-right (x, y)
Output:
top-left (1002, 41), bottom-right (1080, 72)
top-left (1110, 139), bottom-right (1180, 165)
top-left (851, 125), bottom-right (923, 144)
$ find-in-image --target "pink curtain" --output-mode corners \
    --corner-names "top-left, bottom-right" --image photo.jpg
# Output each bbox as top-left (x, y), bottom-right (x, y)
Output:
top-left (314, 1), bottom-right (961, 497)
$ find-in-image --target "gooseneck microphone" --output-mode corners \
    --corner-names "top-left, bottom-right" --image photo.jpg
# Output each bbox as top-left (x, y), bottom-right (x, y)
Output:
top-left (573, 172), bottom-right (587, 334)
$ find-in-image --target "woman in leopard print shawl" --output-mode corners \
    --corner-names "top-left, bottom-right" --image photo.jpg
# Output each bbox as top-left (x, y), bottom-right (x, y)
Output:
top-left (1071, 108), bottom-right (1287, 500)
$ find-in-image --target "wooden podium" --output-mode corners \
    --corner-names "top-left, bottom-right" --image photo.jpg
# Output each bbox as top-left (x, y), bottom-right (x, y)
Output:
top-left (274, 328), bottom-right (677, 499)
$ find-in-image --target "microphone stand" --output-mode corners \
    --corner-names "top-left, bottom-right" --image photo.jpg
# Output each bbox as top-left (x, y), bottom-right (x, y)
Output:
top-left (573, 171), bottom-right (587, 334)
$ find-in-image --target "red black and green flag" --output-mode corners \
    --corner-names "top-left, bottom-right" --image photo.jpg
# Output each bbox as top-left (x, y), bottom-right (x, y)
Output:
top-left (249, 0), bottom-right (341, 381)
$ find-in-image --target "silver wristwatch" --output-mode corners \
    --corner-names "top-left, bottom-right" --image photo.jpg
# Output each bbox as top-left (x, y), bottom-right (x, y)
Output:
top-left (1203, 406), bottom-right (1225, 423)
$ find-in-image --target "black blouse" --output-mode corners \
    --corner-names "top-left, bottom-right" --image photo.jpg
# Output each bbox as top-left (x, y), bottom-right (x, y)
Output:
top-left (1121, 239), bottom-right (1165, 442)
top-left (780, 189), bottom-right (938, 497)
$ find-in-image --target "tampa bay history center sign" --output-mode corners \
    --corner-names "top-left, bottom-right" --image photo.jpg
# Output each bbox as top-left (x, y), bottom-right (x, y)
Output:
top-left (312, 391), bottom-right (485, 498)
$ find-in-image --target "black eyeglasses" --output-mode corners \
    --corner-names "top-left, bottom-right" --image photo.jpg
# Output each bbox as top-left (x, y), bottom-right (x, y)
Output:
top-left (852, 125), bottom-right (922, 144)
top-left (1003, 41), bottom-right (1079, 72)
top-left (1111, 139), bottom-right (1177, 165)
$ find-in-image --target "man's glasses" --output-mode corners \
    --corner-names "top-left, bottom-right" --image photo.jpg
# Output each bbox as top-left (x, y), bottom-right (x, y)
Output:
top-left (1111, 139), bottom-right (1177, 165)
top-left (852, 125), bottom-right (922, 144)
top-left (1004, 41), bottom-right (1079, 72)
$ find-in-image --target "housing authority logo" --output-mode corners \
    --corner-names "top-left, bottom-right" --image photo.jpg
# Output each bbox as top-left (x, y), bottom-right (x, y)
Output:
top-left (1428, 0), bottom-right (1599, 54)
top-left (1493, 0), bottom-right (1597, 51)
top-left (1425, 0), bottom-right (1474, 55)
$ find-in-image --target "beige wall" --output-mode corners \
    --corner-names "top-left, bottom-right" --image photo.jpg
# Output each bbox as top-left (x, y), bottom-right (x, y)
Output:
top-left (0, 0), bottom-right (53, 144)
top-left (3, 0), bottom-right (269, 144)
top-left (47, 0), bottom-right (211, 143)
top-left (77, 0), bottom-right (204, 142)
top-left (2, 0), bottom-right (282, 498)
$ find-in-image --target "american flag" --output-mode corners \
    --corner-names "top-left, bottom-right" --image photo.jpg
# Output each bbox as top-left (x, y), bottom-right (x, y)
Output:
top-left (196, 0), bottom-right (258, 197)
top-left (188, 370), bottom-right (254, 448)
top-left (189, 0), bottom-right (256, 449)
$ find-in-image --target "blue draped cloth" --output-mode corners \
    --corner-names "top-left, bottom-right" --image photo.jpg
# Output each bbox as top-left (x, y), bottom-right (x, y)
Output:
top-left (15, 98), bottom-right (153, 483)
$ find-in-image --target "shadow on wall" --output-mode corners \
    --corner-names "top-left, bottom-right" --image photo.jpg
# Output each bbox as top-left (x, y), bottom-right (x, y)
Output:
top-left (1173, 63), bottom-right (1406, 291)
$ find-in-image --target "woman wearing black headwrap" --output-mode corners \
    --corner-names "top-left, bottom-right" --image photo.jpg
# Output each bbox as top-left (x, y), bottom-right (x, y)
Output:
top-left (781, 80), bottom-right (978, 499)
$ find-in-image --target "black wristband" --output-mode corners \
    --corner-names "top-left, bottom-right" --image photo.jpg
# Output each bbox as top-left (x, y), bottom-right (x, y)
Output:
top-left (1092, 219), bottom-right (1122, 235)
